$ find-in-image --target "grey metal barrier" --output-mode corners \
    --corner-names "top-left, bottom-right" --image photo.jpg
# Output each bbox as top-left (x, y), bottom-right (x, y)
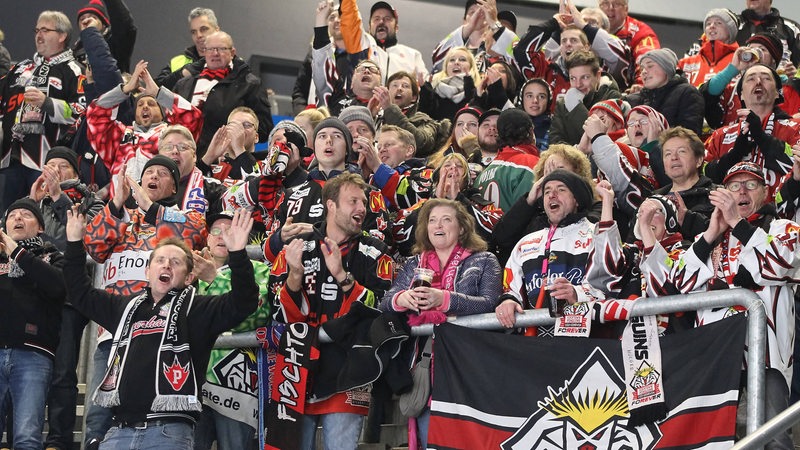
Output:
top-left (215, 289), bottom-right (766, 435)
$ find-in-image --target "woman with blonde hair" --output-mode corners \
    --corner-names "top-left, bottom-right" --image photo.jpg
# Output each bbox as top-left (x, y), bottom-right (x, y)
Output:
top-left (293, 107), bottom-right (329, 151)
top-left (393, 152), bottom-right (501, 257)
top-left (381, 198), bottom-right (501, 449)
top-left (419, 47), bottom-right (482, 121)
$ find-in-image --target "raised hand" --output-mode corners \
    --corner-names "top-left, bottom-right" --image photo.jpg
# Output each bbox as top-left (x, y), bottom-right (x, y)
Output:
top-left (111, 164), bottom-right (131, 210)
top-left (123, 60), bottom-right (147, 95)
top-left (127, 175), bottom-right (153, 211)
top-left (192, 248), bottom-right (218, 283)
top-left (221, 209), bottom-right (254, 252)
top-left (65, 205), bottom-right (87, 242)
top-left (321, 236), bottom-right (345, 281)
top-left (0, 229), bottom-right (17, 256)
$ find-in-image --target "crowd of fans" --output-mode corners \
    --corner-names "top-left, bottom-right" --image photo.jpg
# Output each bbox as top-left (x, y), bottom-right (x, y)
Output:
top-left (2, 0), bottom-right (800, 449)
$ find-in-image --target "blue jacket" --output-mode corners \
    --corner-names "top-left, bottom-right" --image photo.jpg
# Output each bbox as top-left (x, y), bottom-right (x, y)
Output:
top-left (380, 251), bottom-right (502, 316)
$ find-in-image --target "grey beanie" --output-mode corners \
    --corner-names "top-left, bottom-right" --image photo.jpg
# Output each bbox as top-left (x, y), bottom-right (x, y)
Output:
top-left (704, 8), bottom-right (739, 45)
top-left (267, 120), bottom-right (307, 147)
top-left (313, 117), bottom-right (353, 154)
top-left (639, 48), bottom-right (678, 79)
top-left (338, 105), bottom-right (376, 136)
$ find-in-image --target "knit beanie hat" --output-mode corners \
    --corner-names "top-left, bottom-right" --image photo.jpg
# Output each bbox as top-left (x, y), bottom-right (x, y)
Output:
top-left (134, 93), bottom-right (165, 123)
top-left (4, 197), bottom-right (45, 231)
top-left (590, 99), bottom-right (627, 128)
top-left (45, 146), bottom-right (80, 175)
top-left (704, 8), bottom-right (739, 45)
top-left (634, 194), bottom-right (679, 240)
top-left (77, 0), bottom-right (110, 27)
top-left (627, 105), bottom-right (669, 130)
top-left (142, 155), bottom-right (180, 190)
top-left (746, 32), bottom-right (784, 64)
top-left (268, 120), bottom-right (307, 147)
top-left (338, 105), bottom-right (376, 136)
top-left (539, 169), bottom-right (594, 213)
top-left (313, 117), bottom-right (354, 154)
top-left (639, 48), bottom-right (678, 79)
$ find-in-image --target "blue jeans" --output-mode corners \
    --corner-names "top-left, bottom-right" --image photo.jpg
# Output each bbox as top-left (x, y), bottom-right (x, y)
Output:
top-left (300, 413), bottom-right (363, 450)
top-left (45, 306), bottom-right (90, 450)
top-left (0, 348), bottom-right (53, 450)
top-left (84, 340), bottom-right (115, 446)
top-left (100, 422), bottom-right (194, 450)
top-left (193, 407), bottom-right (256, 450)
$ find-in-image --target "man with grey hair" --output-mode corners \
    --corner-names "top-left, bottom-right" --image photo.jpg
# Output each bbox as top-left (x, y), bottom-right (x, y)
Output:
top-left (155, 7), bottom-right (220, 89)
top-left (0, 10), bottom-right (85, 216)
top-left (173, 31), bottom-right (273, 158)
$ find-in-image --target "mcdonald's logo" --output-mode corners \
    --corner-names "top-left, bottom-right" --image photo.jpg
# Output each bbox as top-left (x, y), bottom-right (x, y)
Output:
top-left (376, 254), bottom-right (394, 281)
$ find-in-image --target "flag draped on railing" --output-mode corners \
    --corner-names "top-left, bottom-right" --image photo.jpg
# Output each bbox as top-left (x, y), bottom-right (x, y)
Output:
top-left (428, 314), bottom-right (746, 450)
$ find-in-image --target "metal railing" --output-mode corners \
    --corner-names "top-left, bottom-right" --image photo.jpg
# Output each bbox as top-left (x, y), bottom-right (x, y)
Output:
top-left (215, 288), bottom-right (766, 435)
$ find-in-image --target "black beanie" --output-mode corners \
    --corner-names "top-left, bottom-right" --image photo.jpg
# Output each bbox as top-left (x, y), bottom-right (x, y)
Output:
top-left (45, 146), bottom-right (80, 175)
top-left (539, 169), bottom-right (594, 213)
top-left (5, 197), bottom-right (45, 231)
top-left (77, 0), bottom-right (110, 27)
top-left (141, 155), bottom-right (180, 190)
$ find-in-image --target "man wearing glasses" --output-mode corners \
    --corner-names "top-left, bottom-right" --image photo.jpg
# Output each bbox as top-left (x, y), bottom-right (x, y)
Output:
top-left (173, 31), bottom-right (273, 159)
top-left (597, 0), bottom-right (660, 86)
top-left (324, 59), bottom-right (384, 117)
top-left (86, 59), bottom-right (203, 199)
top-left (671, 161), bottom-right (800, 449)
top-left (0, 11), bottom-right (85, 216)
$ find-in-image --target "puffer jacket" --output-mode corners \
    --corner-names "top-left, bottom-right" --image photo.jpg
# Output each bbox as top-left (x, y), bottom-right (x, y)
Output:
top-left (626, 75), bottom-right (704, 134)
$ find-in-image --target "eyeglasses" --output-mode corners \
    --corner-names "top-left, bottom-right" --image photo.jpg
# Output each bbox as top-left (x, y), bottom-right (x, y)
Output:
top-left (34, 27), bottom-right (58, 34)
top-left (725, 180), bottom-right (763, 192)
top-left (599, 1), bottom-right (626, 9)
top-left (628, 119), bottom-right (650, 127)
top-left (206, 47), bottom-right (232, 54)
top-left (209, 227), bottom-right (223, 236)
top-left (229, 121), bottom-right (255, 129)
top-left (355, 65), bottom-right (380, 75)
top-left (160, 142), bottom-right (195, 153)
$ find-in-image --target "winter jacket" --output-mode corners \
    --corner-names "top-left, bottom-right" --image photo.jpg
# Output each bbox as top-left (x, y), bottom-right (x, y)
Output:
top-left (381, 103), bottom-right (452, 158)
top-left (269, 223), bottom-right (394, 416)
top-left (654, 176), bottom-right (716, 240)
top-left (0, 50), bottom-right (86, 170)
top-left (63, 240), bottom-right (258, 423)
top-left (173, 57), bottom-right (273, 158)
top-left (626, 75), bottom-right (704, 135)
top-left (155, 45), bottom-right (201, 90)
top-left (678, 38), bottom-right (738, 88)
top-left (737, 7), bottom-right (800, 66)
top-left (380, 251), bottom-right (502, 316)
top-left (671, 205), bottom-right (800, 387)
top-left (549, 80), bottom-right (621, 146)
top-left (0, 241), bottom-right (65, 358)
top-left (86, 84), bottom-right (203, 185)
top-left (71, 0), bottom-right (137, 73)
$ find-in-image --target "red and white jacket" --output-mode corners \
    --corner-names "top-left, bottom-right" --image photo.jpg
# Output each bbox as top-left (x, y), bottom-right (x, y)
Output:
top-left (86, 85), bottom-right (203, 184)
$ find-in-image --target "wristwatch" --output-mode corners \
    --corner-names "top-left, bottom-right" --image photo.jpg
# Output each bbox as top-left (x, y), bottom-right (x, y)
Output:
top-left (337, 272), bottom-right (355, 287)
top-left (490, 21), bottom-right (503, 32)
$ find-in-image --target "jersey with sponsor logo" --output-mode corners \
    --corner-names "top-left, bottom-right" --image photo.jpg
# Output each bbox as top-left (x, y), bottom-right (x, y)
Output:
top-left (262, 177), bottom-right (392, 262)
top-left (85, 202), bottom-right (207, 298)
top-left (268, 224), bottom-right (393, 416)
top-left (671, 211), bottom-right (800, 386)
top-left (0, 50), bottom-right (86, 170)
top-left (704, 114), bottom-right (800, 198)
top-left (501, 215), bottom-right (604, 311)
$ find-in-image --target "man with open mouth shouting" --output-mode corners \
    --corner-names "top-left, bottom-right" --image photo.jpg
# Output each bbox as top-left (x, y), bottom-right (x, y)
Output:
top-left (64, 207), bottom-right (257, 450)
